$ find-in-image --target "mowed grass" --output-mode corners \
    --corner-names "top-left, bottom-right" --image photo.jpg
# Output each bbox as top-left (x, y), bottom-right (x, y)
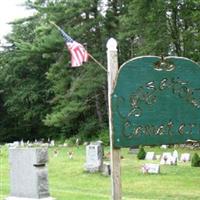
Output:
top-left (1, 145), bottom-right (200, 200)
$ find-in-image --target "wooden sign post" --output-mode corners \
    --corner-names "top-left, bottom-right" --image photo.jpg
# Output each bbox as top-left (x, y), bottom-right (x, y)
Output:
top-left (107, 38), bottom-right (121, 200)
top-left (106, 39), bottom-right (200, 199)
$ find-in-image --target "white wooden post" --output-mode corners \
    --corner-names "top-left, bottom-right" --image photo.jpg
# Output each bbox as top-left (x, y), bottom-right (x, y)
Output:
top-left (107, 38), bottom-right (122, 200)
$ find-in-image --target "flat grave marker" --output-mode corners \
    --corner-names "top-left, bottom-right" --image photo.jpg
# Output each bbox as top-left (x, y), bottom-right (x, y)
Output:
top-left (142, 163), bottom-right (160, 174)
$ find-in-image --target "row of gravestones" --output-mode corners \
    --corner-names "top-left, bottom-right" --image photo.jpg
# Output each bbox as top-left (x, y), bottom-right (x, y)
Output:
top-left (7, 139), bottom-right (86, 149)
top-left (141, 151), bottom-right (191, 174)
top-left (5, 142), bottom-right (106, 200)
top-left (6, 140), bottom-right (56, 149)
top-left (6, 142), bottom-right (191, 199)
top-left (145, 151), bottom-right (190, 164)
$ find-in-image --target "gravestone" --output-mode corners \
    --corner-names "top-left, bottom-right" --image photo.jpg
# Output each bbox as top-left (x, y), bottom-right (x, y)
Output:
top-left (9, 141), bottom-right (20, 148)
top-left (160, 152), bottom-right (177, 165)
top-left (20, 140), bottom-right (24, 147)
top-left (180, 153), bottom-right (190, 162)
top-left (6, 148), bottom-right (54, 200)
top-left (161, 145), bottom-right (168, 149)
top-left (172, 150), bottom-right (179, 161)
top-left (142, 164), bottom-right (160, 174)
top-left (145, 152), bottom-right (156, 160)
top-left (102, 162), bottom-right (111, 176)
top-left (50, 140), bottom-right (55, 147)
top-left (85, 142), bottom-right (103, 172)
top-left (160, 152), bottom-right (172, 165)
top-left (128, 147), bottom-right (139, 154)
top-left (155, 155), bottom-right (161, 160)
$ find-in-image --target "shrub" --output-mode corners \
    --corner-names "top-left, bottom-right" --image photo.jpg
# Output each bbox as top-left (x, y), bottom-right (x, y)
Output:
top-left (98, 129), bottom-right (110, 146)
top-left (137, 146), bottom-right (146, 160)
top-left (191, 153), bottom-right (200, 167)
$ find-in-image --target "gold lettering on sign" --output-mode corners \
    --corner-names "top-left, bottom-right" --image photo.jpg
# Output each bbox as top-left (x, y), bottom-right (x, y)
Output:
top-left (178, 123), bottom-right (185, 135)
top-left (122, 121), bottom-right (200, 138)
top-left (127, 77), bottom-right (200, 121)
top-left (156, 125), bottom-right (164, 135)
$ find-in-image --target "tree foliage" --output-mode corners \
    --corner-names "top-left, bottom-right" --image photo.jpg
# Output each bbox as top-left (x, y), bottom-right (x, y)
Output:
top-left (0, 0), bottom-right (199, 142)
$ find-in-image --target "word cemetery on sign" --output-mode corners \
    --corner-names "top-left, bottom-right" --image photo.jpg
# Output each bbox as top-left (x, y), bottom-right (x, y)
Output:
top-left (112, 56), bottom-right (200, 147)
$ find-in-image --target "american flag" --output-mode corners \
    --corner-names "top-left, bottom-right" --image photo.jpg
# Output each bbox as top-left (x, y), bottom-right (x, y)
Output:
top-left (59, 28), bottom-right (89, 67)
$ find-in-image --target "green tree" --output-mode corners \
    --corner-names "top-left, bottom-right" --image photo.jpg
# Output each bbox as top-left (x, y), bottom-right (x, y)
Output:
top-left (118, 0), bottom-right (200, 62)
top-left (191, 153), bottom-right (200, 167)
top-left (0, 0), bottom-right (199, 142)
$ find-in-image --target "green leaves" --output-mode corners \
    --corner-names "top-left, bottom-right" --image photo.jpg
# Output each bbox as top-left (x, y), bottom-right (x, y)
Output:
top-left (0, 0), bottom-right (199, 142)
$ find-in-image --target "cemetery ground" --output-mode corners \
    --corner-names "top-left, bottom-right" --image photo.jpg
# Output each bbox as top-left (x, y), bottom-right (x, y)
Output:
top-left (1, 145), bottom-right (200, 200)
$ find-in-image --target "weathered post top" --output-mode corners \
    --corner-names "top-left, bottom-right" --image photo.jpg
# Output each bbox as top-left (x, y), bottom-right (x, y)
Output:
top-left (106, 38), bottom-right (117, 51)
top-left (107, 38), bottom-right (121, 200)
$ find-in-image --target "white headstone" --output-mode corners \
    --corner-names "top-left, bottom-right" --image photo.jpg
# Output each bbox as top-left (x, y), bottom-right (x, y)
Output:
top-left (160, 152), bottom-right (172, 165)
top-left (172, 150), bottom-right (179, 161)
top-left (155, 155), bottom-right (161, 160)
top-left (180, 153), bottom-right (190, 162)
top-left (160, 152), bottom-right (177, 165)
top-left (63, 143), bottom-right (68, 147)
top-left (85, 142), bottom-right (103, 172)
top-left (145, 152), bottom-right (156, 160)
top-left (161, 145), bottom-right (168, 149)
top-left (142, 164), bottom-right (160, 174)
top-left (20, 140), bottom-right (24, 147)
top-left (171, 156), bottom-right (177, 165)
top-left (76, 138), bottom-right (79, 146)
top-left (50, 140), bottom-right (55, 147)
top-left (9, 141), bottom-right (20, 148)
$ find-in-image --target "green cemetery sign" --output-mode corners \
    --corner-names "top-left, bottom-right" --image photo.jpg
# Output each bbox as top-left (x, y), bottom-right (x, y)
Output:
top-left (112, 56), bottom-right (200, 148)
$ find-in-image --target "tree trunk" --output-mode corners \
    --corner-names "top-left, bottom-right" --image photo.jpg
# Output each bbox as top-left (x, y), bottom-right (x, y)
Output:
top-left (95, 93), bottom-right (104, 128)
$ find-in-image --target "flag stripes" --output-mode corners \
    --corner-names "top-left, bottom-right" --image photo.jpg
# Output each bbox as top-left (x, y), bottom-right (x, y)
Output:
top-left (59, 27), bottom-right (88, 67)
top-left (67, 41), bottom-right (88, 67)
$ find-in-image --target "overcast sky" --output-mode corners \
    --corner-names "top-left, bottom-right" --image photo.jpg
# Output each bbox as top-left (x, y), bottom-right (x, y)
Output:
top-left (0, 0), bottom-right (34, 44)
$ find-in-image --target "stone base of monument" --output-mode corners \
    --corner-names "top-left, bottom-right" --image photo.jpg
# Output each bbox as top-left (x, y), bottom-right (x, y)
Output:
top-left (84, 164), bottom-right (101, 173)
top-left (5, 197), bottom-right (55, 200)
top-left (7, 148), bottom-right (54, 200)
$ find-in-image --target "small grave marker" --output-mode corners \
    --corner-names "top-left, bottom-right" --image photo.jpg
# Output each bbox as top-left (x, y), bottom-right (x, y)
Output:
top-left (160, 152), bottom-right (172, 165)
top-left (102, 162), bottom-right (111, 176)
top-left (50, 140), bottom-right (55, 147)
top-left (142, 164), bottom-right (160, 174)
top-left (156, 155), bottom-right (161, 160)
top-left (172, 150), bottom-right (179, 161)
top-left (180, 153), bottom-right (190, 162)
top-left (145, 152), bottom-right (156, 160)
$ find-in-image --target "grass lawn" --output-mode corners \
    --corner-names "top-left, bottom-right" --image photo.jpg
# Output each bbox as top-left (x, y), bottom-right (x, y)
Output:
top-left (1, 145), bottom-right (200, 200)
